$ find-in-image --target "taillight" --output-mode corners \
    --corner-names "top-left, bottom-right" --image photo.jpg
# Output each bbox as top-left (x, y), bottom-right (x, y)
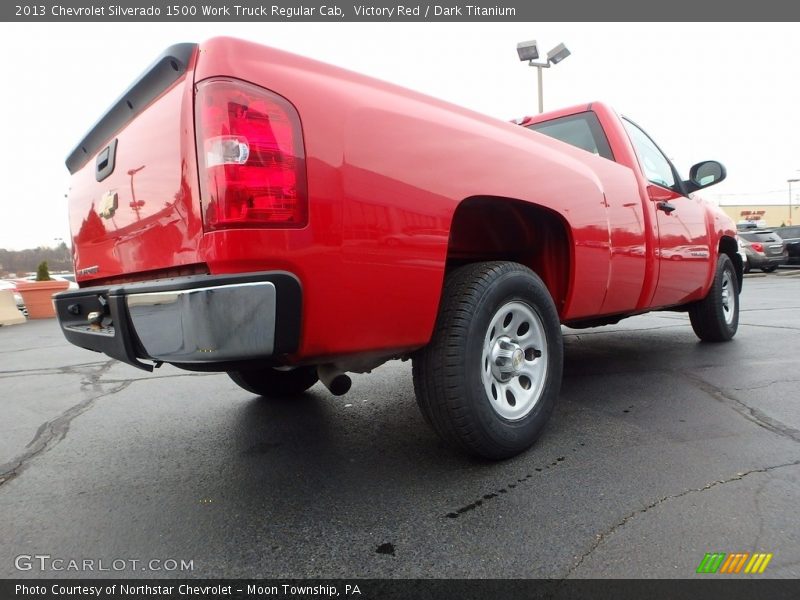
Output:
top-left (750, 242), bottom-right (764, 253)
top-left (195, 78), bottom-right (307, 230)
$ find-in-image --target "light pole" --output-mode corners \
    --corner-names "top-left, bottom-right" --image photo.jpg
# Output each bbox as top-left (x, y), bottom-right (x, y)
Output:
top-left (517, 40), bottom-right (571, 114)
top-left (789, 178), bottom-right (800, 226)
top-left (128, 166), bottom-right (146, 220)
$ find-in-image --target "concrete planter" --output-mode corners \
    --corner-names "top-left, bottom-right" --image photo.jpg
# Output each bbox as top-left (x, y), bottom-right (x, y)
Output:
top-left (0, 289), bottom-right (26, 326)
top-left (16, 280), bottom-right (70, 319)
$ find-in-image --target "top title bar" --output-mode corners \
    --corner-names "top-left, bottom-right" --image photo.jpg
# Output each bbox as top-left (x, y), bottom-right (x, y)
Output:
top-left (2, 0), bottom-right (799, 21)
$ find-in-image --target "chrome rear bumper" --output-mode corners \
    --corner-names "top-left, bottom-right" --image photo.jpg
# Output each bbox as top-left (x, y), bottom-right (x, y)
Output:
top-left (126, 282), bottom-right (276, 363)
top-left (54, 272), bottom-right (302, 371)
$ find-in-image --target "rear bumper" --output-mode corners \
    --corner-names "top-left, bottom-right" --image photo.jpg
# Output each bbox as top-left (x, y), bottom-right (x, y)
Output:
top-left (54, 272), bottom-right (301, 371)
top-left (746, 253), bottom-right (785, 269)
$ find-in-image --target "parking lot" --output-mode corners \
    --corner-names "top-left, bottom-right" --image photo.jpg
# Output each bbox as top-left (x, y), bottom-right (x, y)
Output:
top-left (1, 270), bottom-right (799, 579)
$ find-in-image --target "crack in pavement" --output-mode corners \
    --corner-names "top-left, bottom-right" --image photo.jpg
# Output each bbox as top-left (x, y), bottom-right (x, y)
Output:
top-left (0, 343), bottom-right (70, 355)
top-left (0, 361), bottom-right (109, 379)
top-left (739, 306), bottom-right (800, 312)
top-left (99, 372), bottom-right (219, 384)
top-left (0, 360), bottom-right (130, 488)
top-left (739, 322), bottom-right (800, 332)
top-left (733, 378), bottom-right (800, 392)
top-left (0, 361), bottom-right (221, 487)
top-left (562, 460), bottom-right (800, 579)
top-left (563, 324), bottom-right (686, 338)
top-left (0, 363), bottom-right (218, 383)
top-left (682, 371), bottom-right (800, 444)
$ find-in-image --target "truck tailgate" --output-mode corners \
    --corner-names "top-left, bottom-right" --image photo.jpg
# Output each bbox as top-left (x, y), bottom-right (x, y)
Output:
top-left (66, 44), bottom-right (204, 285)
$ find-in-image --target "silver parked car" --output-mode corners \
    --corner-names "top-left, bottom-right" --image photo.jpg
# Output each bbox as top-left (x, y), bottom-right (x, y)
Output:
top-left (738, 230), bottom-right (787, 273)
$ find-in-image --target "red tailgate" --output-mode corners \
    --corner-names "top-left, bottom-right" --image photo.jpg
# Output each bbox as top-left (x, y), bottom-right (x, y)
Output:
top-left (66, 44), bottom-right (205, 285)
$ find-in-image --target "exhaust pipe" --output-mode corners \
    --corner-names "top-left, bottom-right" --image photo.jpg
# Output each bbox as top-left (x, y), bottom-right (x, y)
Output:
top-left (317, 365), bottom-right (352, 396)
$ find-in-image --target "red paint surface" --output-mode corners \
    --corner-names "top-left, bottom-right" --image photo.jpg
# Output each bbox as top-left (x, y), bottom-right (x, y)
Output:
top-left (66, 38), bottom-right (737, 363)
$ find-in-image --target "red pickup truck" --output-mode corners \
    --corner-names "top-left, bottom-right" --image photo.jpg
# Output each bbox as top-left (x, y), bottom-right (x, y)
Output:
top-left (56, 37), bottom-right (741, 459)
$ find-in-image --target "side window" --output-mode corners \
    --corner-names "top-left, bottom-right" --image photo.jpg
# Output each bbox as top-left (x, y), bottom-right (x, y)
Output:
top-left (622, 119), bottom-right (676, 189)
top-left (526, 112), bottom-right (614, 161)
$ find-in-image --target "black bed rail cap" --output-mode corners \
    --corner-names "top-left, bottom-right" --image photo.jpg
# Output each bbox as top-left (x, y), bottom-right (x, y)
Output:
top-left (65, 42), bottom-right (198, 174)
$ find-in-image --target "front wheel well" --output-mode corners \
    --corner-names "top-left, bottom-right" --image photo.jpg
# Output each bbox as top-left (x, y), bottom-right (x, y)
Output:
top-left (718, 235), bottom-right (743, 290)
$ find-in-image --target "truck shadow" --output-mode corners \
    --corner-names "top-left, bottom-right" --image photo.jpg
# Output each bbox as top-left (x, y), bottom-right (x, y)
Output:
top-left (230, 324), bottom-right (743, 474)
top-left (213, 323), bottom-right (755, 531)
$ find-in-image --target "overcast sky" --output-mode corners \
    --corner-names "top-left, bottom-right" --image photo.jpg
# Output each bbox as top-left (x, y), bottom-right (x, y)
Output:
top-left (0, 22), bottom-right (798, 250)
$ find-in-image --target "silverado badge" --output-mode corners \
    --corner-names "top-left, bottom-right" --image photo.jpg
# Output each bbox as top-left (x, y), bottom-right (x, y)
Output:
top-left (99, 191), bottom-right (118, 219)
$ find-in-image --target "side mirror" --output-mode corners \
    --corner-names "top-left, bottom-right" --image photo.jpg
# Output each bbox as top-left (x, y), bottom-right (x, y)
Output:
top-left (686, 160), bottom-right (726, 192)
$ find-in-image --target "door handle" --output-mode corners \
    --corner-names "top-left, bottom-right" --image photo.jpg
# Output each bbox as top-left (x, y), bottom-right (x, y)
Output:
top-left (657, 201), bottom-right (676, 214)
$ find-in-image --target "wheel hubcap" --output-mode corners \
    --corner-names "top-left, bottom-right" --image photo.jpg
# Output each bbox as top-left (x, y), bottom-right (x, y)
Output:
top-left (721, 270), bottom-right (735, 325)
top-left (481, 301), bottom-right (548, 421)
top-left (489, 338), bottom-right (525, 381)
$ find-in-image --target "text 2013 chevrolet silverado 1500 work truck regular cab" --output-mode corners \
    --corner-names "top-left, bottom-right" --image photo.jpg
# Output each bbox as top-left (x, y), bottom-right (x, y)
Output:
top-left (56, 38), bottom-right (741, 459)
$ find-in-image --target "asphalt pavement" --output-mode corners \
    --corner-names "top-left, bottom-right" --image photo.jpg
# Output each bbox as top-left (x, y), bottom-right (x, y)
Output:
top-left (1, 271), bottom-right (799, 579)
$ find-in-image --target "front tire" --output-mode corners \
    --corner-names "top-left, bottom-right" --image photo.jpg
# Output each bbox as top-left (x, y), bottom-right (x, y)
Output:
top-left (412, 262), bottom-right (563, 460)
top-left (688, 254), bottom-right (739, 342)
top-left (228, 366), bottom-right (318, 398)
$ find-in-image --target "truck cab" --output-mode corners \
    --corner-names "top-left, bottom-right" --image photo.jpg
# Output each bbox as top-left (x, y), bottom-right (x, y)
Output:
top-left (520, 102), bottom-right (740, 320)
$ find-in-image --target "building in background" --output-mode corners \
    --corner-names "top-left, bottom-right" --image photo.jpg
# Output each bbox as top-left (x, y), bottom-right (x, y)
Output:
top-left (719, 205), bottom-right (798, 228)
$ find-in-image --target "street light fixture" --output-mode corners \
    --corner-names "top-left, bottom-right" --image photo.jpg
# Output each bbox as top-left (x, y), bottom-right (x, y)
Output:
top-left (517, 39), bottom-right (571, 114)
top-left (516, 40), bottom-right (539, 62)
top-left (788, 178), bottom-right (800, 226)
top-left (547, 43), bottom-right (571, 65)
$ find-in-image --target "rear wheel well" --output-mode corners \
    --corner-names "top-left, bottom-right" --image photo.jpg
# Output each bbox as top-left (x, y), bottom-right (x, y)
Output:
top-left (446, 196), bottom-right (571, 314)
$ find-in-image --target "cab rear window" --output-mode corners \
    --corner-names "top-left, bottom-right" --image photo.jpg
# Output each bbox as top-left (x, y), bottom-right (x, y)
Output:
top-left (526, 112), bottom-right (614, 161)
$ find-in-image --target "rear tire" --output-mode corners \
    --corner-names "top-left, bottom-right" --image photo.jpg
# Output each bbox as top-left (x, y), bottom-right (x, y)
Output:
top-left (228, 366), bottom-right (318, 398)
top-left (412, 262), bottom-right (563, 460)
top-left (761, 265), bottom-right (777, 273)
top-left (688, 254), bottom-right (739, 342)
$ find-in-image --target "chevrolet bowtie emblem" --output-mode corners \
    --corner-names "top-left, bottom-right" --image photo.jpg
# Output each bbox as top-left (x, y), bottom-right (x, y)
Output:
top-left (99, 191), bottom-right (118, 219)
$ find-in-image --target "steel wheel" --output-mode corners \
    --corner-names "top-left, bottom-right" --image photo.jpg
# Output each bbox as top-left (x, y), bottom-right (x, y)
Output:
top-left (720, 269), bottom-right (735, 326)
top-left (412, 261), bottom-right (563, 459)
top-left (481, 301), bottom-right (548, 421)
top-left (689, 253), bottom-right (739, 342)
